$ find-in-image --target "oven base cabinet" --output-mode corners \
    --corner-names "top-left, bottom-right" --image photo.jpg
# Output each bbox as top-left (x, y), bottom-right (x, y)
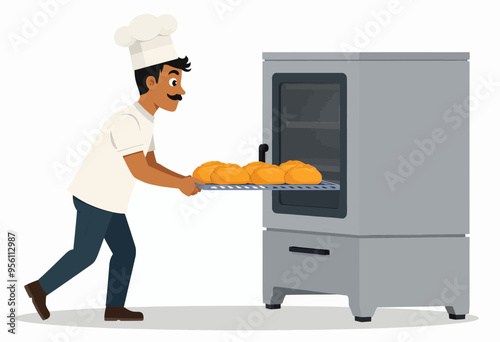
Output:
top-left (263, 229), bottom-right (469, 321)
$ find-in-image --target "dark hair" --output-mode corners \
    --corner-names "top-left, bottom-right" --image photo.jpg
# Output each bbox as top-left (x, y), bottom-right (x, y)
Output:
top-left (134, 56), bottom-right (191, 95)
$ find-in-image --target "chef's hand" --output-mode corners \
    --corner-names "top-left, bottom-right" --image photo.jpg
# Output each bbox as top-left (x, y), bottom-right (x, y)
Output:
top-left (179, 176), bottom-right (204, 196)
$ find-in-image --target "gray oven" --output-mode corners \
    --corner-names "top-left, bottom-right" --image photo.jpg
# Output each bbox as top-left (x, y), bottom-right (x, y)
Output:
top-left (260, 52), bottom-right (470, 322)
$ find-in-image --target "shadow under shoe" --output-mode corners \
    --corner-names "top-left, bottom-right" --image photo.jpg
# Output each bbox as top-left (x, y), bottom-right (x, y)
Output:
top-left (25, 280), bottom-right (50, 320)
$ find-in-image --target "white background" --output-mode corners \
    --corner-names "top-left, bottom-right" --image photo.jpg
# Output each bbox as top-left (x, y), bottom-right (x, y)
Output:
top-left (1, 0), bottom-right (499, 341)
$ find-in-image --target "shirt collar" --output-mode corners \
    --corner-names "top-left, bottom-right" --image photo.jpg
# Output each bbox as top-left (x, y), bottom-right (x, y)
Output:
top-left (133, 102), bottom-right (155, 123)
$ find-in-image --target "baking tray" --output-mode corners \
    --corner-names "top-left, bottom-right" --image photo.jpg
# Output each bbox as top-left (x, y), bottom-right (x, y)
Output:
top-left (195, 181), bottom-right (340, 191)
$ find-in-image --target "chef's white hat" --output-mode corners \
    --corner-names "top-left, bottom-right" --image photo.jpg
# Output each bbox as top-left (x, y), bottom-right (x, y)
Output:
top-left (114, 14), bottom-right (178, 70)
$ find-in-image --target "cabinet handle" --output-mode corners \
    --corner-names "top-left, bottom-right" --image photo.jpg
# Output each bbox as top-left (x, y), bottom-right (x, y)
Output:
top-left (289, 246), bottom-right (330, 255)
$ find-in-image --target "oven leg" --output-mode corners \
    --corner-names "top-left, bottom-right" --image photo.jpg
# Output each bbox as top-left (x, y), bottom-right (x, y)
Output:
top-left (444, 285), bottom-right (469, 320)
top-left (354, 316), bottom-right (372, 322)
top-left (446, 305), bottom-right (468, 320)
top-left (349, 296), bottom-right (377, 323)
top-left (265, 304), bottom-right (281, 310)
top-left (263, 286), bottom-right (287, 310)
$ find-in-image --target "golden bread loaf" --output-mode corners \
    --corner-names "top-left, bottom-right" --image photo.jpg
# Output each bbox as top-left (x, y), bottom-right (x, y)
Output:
top-left (284, 164), bottom-right (322, 184)
top-left (211, 163), bottom-right (250, 184)
top-left (193, 161), bottom-right (225, 183)
top-left (243, 161), bottom-right (272, 176)
top-left (250, 165), bottom-right (286, 184)
top-left (279, 160), bottom-right (305, 173)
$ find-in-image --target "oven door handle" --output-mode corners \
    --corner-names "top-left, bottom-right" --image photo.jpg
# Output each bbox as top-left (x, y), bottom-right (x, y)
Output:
top-left (289, 246), bottom-right (330, 256)
top-left (259, 144), bottom-right (269, 162)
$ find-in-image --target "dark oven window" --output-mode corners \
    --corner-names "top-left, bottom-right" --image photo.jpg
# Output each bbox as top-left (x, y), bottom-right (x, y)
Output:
top-left (272, 73), bottom-right (347, 218)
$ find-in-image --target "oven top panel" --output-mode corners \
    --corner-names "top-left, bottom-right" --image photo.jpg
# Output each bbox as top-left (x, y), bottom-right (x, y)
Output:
top-left (262, 52), bottom-right (469, 61)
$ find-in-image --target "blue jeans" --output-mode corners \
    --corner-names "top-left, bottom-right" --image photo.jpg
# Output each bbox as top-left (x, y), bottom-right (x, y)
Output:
top-left (39, 196), bottom-right (136, 307)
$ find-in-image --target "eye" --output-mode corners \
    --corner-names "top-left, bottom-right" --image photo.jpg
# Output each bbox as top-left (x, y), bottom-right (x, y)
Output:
top-left (169, 78), bottom-right (178, 87)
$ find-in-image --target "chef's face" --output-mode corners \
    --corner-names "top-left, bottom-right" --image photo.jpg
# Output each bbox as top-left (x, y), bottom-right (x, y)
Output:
top-left (146, 65), bottom-right (185, 112)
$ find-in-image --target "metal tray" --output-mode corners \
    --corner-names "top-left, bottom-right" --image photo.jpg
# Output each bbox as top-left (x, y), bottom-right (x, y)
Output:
top-left (196, 181), bottom-right (340, 191)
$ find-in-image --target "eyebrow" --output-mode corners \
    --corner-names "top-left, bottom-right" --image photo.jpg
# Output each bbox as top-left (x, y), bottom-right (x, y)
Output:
top-left (168, 70), bottom-right (179, 75)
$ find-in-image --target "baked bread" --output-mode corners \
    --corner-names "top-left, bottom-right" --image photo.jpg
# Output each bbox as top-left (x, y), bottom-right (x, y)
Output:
top-left (211, 163), bottom-right (250, 184)
top-left (243, 161), bottom-right (272, 176)
top-left (284, 164), bottom-right (322, 184)
top-left (251, 165), bottom-right (285, 184)
top-left (193, 161), bottom-right (225, 183)
top-left (279, 160), bottom-right (305, 173)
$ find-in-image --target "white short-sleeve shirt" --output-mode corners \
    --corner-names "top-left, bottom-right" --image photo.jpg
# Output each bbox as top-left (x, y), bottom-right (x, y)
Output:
top-left (68, 102), bottom-right (155, 213)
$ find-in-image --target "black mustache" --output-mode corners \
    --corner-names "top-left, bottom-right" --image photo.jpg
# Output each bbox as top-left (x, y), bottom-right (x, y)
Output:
top-left (167, 94), bottom-right (182, 101)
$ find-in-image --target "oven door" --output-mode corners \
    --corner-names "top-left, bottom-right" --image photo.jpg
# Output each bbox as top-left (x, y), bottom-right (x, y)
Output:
top-left (271, 73), bottom-right (347, 218)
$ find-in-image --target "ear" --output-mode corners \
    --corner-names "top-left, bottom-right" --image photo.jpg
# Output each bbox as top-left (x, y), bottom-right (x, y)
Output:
top-left (145, 76), bottom-right (157, 90)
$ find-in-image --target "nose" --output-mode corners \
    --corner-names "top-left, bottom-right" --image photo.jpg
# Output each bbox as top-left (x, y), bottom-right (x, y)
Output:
top-left (179, 85), bottom-right (186, 95)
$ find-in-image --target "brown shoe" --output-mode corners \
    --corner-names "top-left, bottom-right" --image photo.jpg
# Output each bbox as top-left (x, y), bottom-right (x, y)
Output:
top-left (25, 281), bottom-right (50, 320)
top-left (104, 307), bottom-right (144, 321)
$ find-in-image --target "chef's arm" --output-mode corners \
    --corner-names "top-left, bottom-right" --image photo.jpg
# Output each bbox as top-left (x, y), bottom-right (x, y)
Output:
top-left (123, 151), bottom-right (203, 195)
top-left (145, 151), bottom-right (185, 179)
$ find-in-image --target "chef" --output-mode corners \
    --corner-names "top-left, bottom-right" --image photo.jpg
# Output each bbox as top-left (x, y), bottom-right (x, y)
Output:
top-left (24, 14), bottom-right (204, 322)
